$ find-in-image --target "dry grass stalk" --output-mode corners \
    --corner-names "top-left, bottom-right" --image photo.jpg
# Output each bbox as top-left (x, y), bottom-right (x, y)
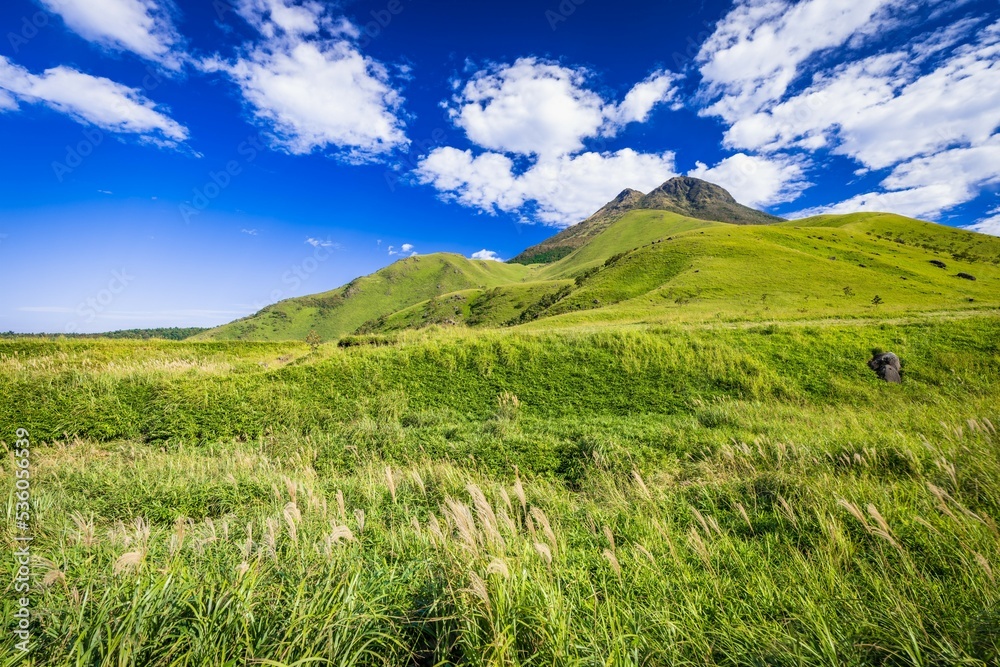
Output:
top-left (426, 513), bottom-right (444, 545)
top-left (468, 483), bottom-right (504, 548)
top-left (283, 502), bottom-right (301, 544)
top-left (687, 526), bottom-right (711, 567)
top-left (336, 490), bottom-right (346, 520)
top-left (445, 498), bottom-right (479, 552)
top-left (486, 559), bottom-right (510, 579)
top-left (113, 549), bottom-right (146, 575)
top-left (170, 518), bottom-right (187, 556)
top-left (631, 469), bottom-right (651, 499)
top-left (386, 466), bottom-right (397, 503)
top-left (325, 524), bottom-right (356, 550)
top-left (242, 521), bottom-right (254, 559)
top-left (409, 469), bottom-right (426, 496)
top-left (354, 509), bottom-right (366, 535)
top-left (635, 544), bottom-right (656, 565)
top-left (530, 507), bottom-right (558, 555)
top-left (498, 488), bottom-right (513, 514)
top-left (603, 549), bottom-right (622, 578)
top-left (70, 513), bottom-right (97, 549)
top-left (602, 525), bottom-right (616, 552)
top-left (735, 502), bottom-right (754, 533)
top-left (974, 552), bottom-right (994, 583)
top-left (512, 476), bottom-right (526, 515)
top-left (777, 496), bottom-right (798, 528)
top-left (467, 571), bottom-right (491, 611)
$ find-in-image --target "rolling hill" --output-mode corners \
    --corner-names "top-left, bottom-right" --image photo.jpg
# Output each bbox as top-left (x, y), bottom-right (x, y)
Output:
top-left (197, 177), bottom-right (1000, 341)
top-left (196, 253), bottom-right (532, 341)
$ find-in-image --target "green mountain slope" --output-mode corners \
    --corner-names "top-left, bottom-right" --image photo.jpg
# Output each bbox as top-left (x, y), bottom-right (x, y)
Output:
top-left (537, 209), bottom-right (721, 278)
top-left (196, 254), bottom-right (532, 341)
top-left (786, 212), bottom-right (1000, 264)
top-left (509, 188), bottom-right (645, 264)
top-left (524, 214), bottom-right (1000, 329)
top-left (358, 280), bottom-right (574, 332)
top-left (199, 180), bottom-right (1000, 341)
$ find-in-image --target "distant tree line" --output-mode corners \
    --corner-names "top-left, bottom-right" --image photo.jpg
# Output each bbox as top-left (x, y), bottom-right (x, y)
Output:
top-left (0, 327), bottom-right (208, 340)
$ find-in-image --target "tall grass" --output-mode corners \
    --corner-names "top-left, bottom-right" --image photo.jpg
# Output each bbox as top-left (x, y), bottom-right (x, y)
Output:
top-left (2, 316), bottom-right (999, 665)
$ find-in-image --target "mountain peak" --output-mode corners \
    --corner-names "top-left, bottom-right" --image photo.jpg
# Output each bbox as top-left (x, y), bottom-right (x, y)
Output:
top-left (637, 176), bottom-right (783, 226)
top-left (510, 177), bottom-right (783, 265)
top-left (650, 176), bottom-right (737, 205)
top-left (596, 188), bottom-right (646, 216)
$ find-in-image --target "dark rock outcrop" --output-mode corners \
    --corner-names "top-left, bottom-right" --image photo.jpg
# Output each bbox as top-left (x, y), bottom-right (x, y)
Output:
top-left (868, 351), bottom-right (902, 383)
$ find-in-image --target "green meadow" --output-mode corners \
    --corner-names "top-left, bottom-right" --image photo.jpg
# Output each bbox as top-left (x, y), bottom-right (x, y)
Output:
top-left (2, 312), bottom-right (999, 665)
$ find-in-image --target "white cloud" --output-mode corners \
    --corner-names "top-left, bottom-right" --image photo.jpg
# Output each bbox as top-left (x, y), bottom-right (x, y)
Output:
top-left (688, 153), bottom-right (808, 207)
top-left (241, 228), bottom-right (259, 235)
top-left (235, 0), bottom-right (324, 37)
top-left (610, 70), bottom-right (679, 125)
top-left (447, 58), bottom-right (678, 159)
top-left (388, 243), bottom-right (416, 256)
top-left (417, 147), bottom-right (676, 227)
top-left (791, 184), bottom-right (964, 220)
top-left (471, 249), bottom-right (502, 261)
top-left (39, 0), bottom-right (183, 69)
top-left (697, 0), bottom-right (908, 121)
top-left (699, 1), bottom-right (1000, 224)
top-left (718, 21), bottom-right (1000, 168)
top-left (208, 0), bottom-right (408, 161)
top-left (0, 56), bottom-right (188, 143)
top-left (964, 215), bottom-right (1000, 237)
top-left (794, 135), bottom-right (1000, 220)
top-left (305, 237), bottom-right (337, 247)
top-left (448, 58), bottom-right (607, 159)
top-left (0, 89), bottom-right (17, 111)
top-left (420, 60), bottom-right (680, 226)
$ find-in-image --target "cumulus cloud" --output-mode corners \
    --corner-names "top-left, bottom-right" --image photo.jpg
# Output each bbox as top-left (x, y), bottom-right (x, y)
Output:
top-left (206, 0), bottom-right (408, 161)
top-left (446, 58), bottom-right (678, 160)
top-left (448, 58), bottom-right (606, 159)
top-left (417, 147), bottom-right (677, 227)
top-left (0, 89), bottom-right (18, 111)
top-left (234, 0), bottom-right (327, 37)
top-left (722, 28), bottom-right (1000, 171)
top-left (965, 210), bottom-right (1000, 237)
top-left (39, 0), bottom-right (184, 69)
top-left (688, 153), bottom-right (808, 207)
top-left (471, 249), bottom-right (503, 261)
top-left (420, 59), bottom-right (680, 226)
top-left (0, 56), bottom-right (188, 144)
top-left (698, 0), bottom-right (1000, 223)
top-left (794, 135), bottom-right (1000, 220)
top-left (610, 71), bottom-right (680, 125)
top-left (697, 0), bottom-right (908, 121)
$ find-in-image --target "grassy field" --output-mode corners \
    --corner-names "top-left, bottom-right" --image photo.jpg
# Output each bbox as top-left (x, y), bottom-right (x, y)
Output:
top-left (3, 313), bottom-right (1000, 665)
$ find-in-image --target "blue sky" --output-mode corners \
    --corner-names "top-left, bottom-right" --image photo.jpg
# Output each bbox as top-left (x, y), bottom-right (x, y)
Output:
top-left (0, 0), bottom-right (997, 333)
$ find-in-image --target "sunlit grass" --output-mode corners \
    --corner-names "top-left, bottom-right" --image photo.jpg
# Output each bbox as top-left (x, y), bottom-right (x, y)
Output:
top-left (2, 314), bottom-right (999, 665)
